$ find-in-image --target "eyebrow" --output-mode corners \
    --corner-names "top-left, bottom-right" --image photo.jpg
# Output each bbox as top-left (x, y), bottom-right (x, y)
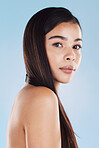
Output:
top-left (48, 35), bottom-right (82, 42)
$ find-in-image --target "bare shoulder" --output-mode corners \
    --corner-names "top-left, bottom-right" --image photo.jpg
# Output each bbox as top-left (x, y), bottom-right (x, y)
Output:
top-left (20, 84), bottom-right (59, 117)
top-left (16, 84), bottom-right (61, 148)
top-left (16, 84), bottom-right (59, 123)
top-left (7, 84), bottom-right (61, 148)
top-left (17, 84), bottom-right (57, 99)
top-left (7, 85), bottom-right (58, 126)
top-left (16, 84), bottom-right (58, 110)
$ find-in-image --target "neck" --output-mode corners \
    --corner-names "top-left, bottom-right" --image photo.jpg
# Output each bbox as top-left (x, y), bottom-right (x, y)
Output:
top-left (54, 79), bottom-right (60, 94)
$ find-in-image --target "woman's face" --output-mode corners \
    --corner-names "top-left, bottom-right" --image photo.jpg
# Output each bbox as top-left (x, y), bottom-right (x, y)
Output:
top-left (45, 22), bottom-right (82, 86)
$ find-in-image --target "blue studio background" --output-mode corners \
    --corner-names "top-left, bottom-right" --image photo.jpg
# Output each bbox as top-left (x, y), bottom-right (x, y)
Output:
top-left (0, 0), bottom-right (99, 147)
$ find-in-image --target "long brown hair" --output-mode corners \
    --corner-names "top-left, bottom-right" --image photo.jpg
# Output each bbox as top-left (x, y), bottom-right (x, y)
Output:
top-left (23, 7), bottom-right (81, 148)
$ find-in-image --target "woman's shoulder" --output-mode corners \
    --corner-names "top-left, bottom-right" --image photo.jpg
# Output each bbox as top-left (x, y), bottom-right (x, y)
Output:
top-left (17, 83), bottom-right (57, 103)
top-left (13, 84), bottom-right (58, 123)
top-left (17, 84), bottom-right (60, 147)
top-left (7, 84), bottom-right (61, 148)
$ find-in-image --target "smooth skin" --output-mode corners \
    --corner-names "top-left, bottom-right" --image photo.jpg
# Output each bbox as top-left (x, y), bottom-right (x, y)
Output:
top-left (6, 22), bottom-right (82, 148)
top-left (45, 22), bottom-right (82, 92)
top-left (6, 86), bottom-right (61, 148)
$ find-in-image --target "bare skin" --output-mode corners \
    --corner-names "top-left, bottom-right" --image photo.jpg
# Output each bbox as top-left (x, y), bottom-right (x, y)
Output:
top-left (45, 22), bottom-right (82, 92)
top-left (6, 84), bottom-right (61, 148)
top-left (6, 22), bottom-right (82, 148)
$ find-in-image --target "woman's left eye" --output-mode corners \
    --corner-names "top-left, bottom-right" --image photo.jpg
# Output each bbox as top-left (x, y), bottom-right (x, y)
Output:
top-left (52, 42), bottom-right (62, 48)
top-left (73, 45), bottom-right (82, 50)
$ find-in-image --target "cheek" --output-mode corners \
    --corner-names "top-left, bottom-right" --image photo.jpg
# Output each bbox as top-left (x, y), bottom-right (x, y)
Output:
top-left (48, 54), bottom-right (59, 68)
top-left (75, 52), bottom-right (82, 66)
top-left (46, 47), bottom-right (59, 64)
top-left (46, 51), bottom-right (61, 71)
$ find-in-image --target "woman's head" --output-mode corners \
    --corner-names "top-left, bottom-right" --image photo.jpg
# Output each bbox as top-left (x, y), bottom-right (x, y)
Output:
top-left (23, 7), bottom-right (81, 148)
top-left (23, 7), bottom-right (82, 89)
top-left (45, 22), bottom-right (82, 88)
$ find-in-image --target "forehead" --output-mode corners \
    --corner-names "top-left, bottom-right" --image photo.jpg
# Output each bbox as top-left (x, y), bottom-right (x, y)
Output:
top-left (45, 22), bottom-right (82, 40)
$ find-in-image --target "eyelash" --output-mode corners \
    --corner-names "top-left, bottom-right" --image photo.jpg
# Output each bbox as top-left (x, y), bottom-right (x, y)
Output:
top-left (52, 42), bottom-right (63, 48)
top-left (73, 45), bottom-right (82, 50)
top-left (52, 42), bottom-right (82, 50)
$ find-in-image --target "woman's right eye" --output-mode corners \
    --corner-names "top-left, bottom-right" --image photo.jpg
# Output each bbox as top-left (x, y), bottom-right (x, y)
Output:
top-left (52, 42), bottom-right (62, 48)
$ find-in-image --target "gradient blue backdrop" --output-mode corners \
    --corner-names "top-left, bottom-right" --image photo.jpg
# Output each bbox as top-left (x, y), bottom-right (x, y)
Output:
top-left (0, 0), bottom-right (99, 147)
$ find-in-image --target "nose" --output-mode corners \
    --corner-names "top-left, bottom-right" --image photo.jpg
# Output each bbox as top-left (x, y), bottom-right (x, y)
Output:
top-left (65, 48), bottom-right (75, 61)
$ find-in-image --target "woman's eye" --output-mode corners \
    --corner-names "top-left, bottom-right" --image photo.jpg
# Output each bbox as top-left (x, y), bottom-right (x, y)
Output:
top-left (52, 42), bottom-right (62, 48)
top-left (73, 45), bottom-right (82, 50)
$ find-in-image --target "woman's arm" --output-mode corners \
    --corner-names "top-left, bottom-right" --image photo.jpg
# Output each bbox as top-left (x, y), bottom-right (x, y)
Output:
top-left (23, 87), bottom-right (61, 148)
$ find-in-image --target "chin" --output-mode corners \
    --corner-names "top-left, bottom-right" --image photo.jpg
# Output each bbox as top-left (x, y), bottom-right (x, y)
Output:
top-left (61, 80), bottom-right (72, 84)
top-left (53, 74), bottom-right (74, 84)
top-left (61, 75), bottom-right (75, 83)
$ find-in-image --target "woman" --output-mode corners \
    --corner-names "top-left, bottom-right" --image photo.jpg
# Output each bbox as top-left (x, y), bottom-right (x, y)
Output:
top-left (6, 7), bottom-right (82, 148)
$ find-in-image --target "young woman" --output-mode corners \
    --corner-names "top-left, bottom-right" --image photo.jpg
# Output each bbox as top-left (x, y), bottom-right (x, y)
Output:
top-left (6, 7), bottom-right (82, 148)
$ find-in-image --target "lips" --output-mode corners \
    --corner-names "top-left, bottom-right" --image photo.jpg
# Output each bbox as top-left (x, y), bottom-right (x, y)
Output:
top-left (60, 65), bottom-right (75, 71)
top-left (60, 65), bottom-right (76, 74)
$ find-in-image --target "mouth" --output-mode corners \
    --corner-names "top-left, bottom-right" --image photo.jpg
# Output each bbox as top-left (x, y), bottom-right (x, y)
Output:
top-left (59, 65), bottom-right (76, 74)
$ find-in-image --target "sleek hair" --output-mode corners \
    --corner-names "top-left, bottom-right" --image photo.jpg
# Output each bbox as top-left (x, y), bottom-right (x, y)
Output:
top-left (23, 7), bottom-right (81, 148)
